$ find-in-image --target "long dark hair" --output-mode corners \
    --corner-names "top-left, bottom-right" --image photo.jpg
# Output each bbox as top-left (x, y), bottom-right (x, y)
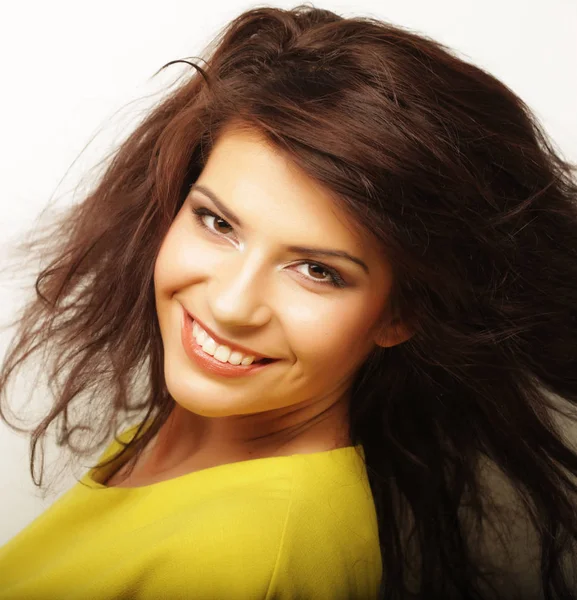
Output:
top-left (2, 4), bottom-right (577, 598)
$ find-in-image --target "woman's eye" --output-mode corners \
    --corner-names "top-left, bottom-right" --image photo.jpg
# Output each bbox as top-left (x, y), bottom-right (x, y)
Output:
top-left (190, 205), bottom-right (347, 288)
top-left (192, 207), bottom-right (234, 236)
top-left (294, 263), bottom-right (346, 288)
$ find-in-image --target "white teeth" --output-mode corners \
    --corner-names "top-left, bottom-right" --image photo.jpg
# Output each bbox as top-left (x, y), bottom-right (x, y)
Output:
top-left (213, 345), bottom-right (231, 363)
top-left (201, 337), bottom-right (217, 355)
top-left (192, 320), bottom-right (256, 366)
top-left (228, 350), bottom-right (244, 365)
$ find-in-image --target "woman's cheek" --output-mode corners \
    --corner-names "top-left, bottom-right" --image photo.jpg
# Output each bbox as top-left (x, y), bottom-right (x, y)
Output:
top-left (155, 227), bottom-right (210, 291)
top-left (287, 307), bottom-right (368, 371)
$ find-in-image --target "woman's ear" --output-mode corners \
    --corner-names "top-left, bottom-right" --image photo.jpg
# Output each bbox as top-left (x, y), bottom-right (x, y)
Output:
top-left (373, 317), bottom-right (413, 348)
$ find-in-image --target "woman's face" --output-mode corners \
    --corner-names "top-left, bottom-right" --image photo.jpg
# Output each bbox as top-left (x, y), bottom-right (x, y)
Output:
top-left (153, 124), bottom-right (407, 450)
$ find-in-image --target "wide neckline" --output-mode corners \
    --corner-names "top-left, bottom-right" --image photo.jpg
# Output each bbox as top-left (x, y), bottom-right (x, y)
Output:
top-left (81, 424), bottom-right (365, 492)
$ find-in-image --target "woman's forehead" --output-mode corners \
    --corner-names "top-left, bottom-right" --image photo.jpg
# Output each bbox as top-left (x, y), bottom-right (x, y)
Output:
top-left (195, 127), bottom-right (383, 265)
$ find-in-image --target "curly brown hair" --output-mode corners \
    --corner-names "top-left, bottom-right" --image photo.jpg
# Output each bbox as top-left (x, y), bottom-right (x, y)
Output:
top-left (2, 4), bottom-right (577, 599)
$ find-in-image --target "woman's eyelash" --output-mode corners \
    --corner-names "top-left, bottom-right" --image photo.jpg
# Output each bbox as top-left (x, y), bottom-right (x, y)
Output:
top-left (191, 206), bottom-right (347, 288)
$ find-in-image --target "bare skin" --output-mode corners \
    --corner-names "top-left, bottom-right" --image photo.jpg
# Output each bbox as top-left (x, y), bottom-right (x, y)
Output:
top-left (104, 400), bottom-right (353, 487)
top-left (104, 122), bottom-right (411, 488)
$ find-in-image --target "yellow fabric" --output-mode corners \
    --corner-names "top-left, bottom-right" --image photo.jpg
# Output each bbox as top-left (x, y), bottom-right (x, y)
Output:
top-left (0, 423), bottom-right (382, 599)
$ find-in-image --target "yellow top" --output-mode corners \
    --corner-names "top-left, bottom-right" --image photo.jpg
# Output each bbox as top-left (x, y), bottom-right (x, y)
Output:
top-left (0, 423), bottom-right (382, 599)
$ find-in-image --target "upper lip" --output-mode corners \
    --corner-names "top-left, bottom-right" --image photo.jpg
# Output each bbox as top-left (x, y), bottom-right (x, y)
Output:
top-left (183, 307), bottom-right (275, 360)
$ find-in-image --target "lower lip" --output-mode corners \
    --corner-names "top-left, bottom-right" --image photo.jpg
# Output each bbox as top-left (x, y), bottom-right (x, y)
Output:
top-left (180, 308), bottom-right (278, 378)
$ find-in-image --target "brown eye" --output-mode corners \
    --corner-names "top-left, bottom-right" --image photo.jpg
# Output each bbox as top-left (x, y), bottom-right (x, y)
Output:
top-left (294, 262), bottom-right (346, 288)
top-left (307, 264), bottom-right (330, 281)
top-left (211, 215), bottom-right (233, 235)
top-left (192, 207), bottom-right (234, 237)
top-left (192, 205), bottom-right (347, 288)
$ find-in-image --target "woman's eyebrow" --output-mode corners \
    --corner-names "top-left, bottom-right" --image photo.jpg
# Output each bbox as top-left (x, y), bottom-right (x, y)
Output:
top-left (189, 183), bottom-right (370, 274)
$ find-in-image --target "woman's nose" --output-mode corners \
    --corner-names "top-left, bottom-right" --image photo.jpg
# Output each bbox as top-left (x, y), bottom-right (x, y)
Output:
top-left (207, 255), bottom-right (271, 327)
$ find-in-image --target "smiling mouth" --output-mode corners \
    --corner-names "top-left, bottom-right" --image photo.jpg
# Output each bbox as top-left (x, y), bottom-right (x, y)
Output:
top-left (192, 337), bottom-right (276, 365)
top-left (185, 311), bottom-right (278, 366)
top-left (181, 310), bottom-right (280, 378)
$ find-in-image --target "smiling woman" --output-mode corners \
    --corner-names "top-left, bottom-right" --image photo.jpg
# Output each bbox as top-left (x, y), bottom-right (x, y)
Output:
top-left (1, 3), bottom-right (577, 600)
top-left (150, 124), bottom-right (403, 444)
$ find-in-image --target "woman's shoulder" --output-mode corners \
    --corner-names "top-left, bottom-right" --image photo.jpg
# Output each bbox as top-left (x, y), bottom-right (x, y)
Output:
top-left (287, 444), bottom-right (379, 541)
top-left (143, 443), bottom-right (381, 598)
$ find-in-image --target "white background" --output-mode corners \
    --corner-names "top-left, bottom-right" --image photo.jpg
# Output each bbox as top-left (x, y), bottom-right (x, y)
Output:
top-left (0, 0), bottom-right (576, 545)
